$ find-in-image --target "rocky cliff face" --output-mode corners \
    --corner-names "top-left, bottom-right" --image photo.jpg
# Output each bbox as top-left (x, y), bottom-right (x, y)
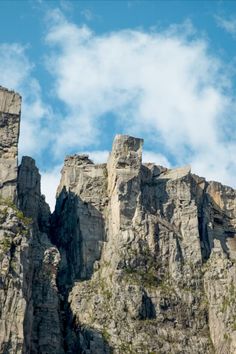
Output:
top-left (0, 86), bottom-right (236, 353)
top-left (0, 87), bottom-right (21, 201)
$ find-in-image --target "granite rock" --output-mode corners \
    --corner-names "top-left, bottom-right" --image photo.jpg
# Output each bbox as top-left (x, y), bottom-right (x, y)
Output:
top-left (60, 135), bottom-right (236, 353)
top-left (0, 87), bottom-right (21, 201)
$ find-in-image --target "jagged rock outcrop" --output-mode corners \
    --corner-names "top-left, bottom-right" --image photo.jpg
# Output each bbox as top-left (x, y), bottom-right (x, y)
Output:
top-left (18, 156), bottom-right (50, 232)
top-left (0, 87), bottom-right (21, 201)
top-left (0, 87), bottom-right (63, 353)
top-left (1, 87), bottom-right (236, 354)
top-left (52, 154), bottom-right (107, 286)
top-left (0, 154), bottom-right (63, 354)
top-left (0, 200), bottom-right (31, 354)
top-left (55, 135), bottom-right (236, 354)
top-left (18, 156), bottom-right (63, 354)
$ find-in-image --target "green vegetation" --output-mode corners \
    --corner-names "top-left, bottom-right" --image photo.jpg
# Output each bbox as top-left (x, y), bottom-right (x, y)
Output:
top-left (0, 207), bottom-right (8, 216)
top-left (0, 206), bottom-right (8, 224)
top-left (220, 281), bottom-right (236, 313)
top-left (232, 322), bottom-right (236, 331)
top-left (0, 196), bottom-right (32, 226)
top-left (1, 235), bottom-right (12, 252)
top-left (0, 198), bottom-right (32, 258)
top-left (118, 342), bottom-right (160, 354)
top-left (118, 343), bottom-right (135, 354)
top-left (102, 328), bottom-right (111, 342)
top-left (199, 296), bottom-right (209, 312)
top-left (122, 243), bottom-right (163, 288)
top-left (15, 209), bottom-right (32, 225)
top-left (136, 269), bottom-right (174, 295)
top-left (123, 260), bottom-right (174, 294)
top-left (224, 333), bottom-right (230, 341)
top-left (98, 275), bottom-right (112, 299)
top-left (102, 167), bottom-right (108, 178)
top-left (221, 296), bottom-right (230, 313)
top-left (229, 281), bottom-right (235, 298)
top-left (123, 266), bottom-right (158, 288)
top-left (10, 259), bottom-right (18, 272)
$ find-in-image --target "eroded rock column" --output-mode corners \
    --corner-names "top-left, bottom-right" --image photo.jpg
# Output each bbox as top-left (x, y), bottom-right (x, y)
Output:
top-left (107, 134), bottom-right (143, 240)
top-left (0, 87), bottom-right (21, 201)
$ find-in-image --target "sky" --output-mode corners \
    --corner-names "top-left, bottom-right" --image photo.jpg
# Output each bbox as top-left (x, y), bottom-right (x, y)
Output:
top-left (1, 0), bottom-right (236, 210)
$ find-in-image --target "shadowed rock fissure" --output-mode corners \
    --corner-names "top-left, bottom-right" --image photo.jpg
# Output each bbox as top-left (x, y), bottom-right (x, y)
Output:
top-left (50, 190), bottom-right (106, 353)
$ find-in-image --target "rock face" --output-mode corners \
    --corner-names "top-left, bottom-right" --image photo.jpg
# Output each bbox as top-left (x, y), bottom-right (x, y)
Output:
top-left (55, 135), bottom-right (236, 353)
top-left (0, 152), bottom-right (63, 354)
top-left (0, 200), bottom-right (31, 354)
top-left (18, 156), bottom-right (50, 232)
top-left (0, 87), bottom-right (21, 201)
top-left (52, 154), bottom-right (107, 287)
top-left (18, 156), bottom-right (63, 354)
top-left (1, 87), bottom-right (236, 353)
top-left (63, 136), bottom-right (210, 353)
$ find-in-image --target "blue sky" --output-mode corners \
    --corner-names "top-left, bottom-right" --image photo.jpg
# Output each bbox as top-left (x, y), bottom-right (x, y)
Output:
top-left (1, 0), bottom-right (236, 209)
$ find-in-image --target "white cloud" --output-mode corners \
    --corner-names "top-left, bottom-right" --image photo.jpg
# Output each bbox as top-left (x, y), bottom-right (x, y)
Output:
top-left (215, 15), bottom-right (236, 37)
top-left (81, 9), bottom-right (94, 22)
top-left (0, 44), bottom-right (32, 88)
top-left (0, 43), bottom-right (53, 158)
top-left (85, 150), bottom-right (109, 164)
top-left (41, 165), bottom-right (62, 211)
top-left (44, 11), bottom-right (236, 189)
top-left (0, 42), bottom-right (59, 208)
top-left (143, 151), bottom-right (170, 168)
top-left (2, 11), bottom-right (236, 209)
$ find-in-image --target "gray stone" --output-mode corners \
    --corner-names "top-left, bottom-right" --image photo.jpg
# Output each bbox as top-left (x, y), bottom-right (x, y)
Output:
top-left (0, 87), bottom-right (21, 201)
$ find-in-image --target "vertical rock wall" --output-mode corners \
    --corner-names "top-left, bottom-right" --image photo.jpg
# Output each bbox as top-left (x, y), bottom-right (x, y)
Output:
top-left (59, 135), bottom-right (236, 354)
top-left (18, 156), bottom-right (64, 354)
top-left (0, 87), bottom-right (21, 201)
top-left (0, 89), bottom-right (64, 354)
top-left (0, 201), bottom-right (31, 354)
top-left (52, 154), bottom-right (107, 287)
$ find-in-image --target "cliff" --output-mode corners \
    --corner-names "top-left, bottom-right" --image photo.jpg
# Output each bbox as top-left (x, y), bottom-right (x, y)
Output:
top-left (0, 87), bottom-right (21, 201)
top-left (0, 86), bottom-right (236, 353)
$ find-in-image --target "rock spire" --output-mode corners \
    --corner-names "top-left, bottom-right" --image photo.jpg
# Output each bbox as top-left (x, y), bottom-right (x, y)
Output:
top-left (0, 86), bottom-right (21, 201)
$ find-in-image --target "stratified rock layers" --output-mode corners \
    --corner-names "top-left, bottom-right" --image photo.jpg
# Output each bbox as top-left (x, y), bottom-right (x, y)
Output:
top-left (0, 87), bottom-right (21, 201)
top-left (1, 87), bottom-right (236, 354)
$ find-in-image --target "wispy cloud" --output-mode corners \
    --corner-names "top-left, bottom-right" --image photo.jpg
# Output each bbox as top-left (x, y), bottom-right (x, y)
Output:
top-left (81, 8), bottom-right (94, 22)
top-left (215, 15), bottom-right (236, 37)
top-left (0, 43), bottom-right (54, 159)
top-left (84, 150), bottom-right (109, 164)
top-left (0, 41), bottom-right (63, 210)
top-left (2, 9), bottom-right (236, 209)
top-left (142, 152), bottom-right (170, 168)
top-left (44, 9), bottom-right (236, 189)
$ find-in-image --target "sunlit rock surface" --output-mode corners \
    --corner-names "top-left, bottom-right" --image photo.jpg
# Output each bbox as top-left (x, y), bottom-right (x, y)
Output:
top-left (0, 87), bottom-right (21, 201)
